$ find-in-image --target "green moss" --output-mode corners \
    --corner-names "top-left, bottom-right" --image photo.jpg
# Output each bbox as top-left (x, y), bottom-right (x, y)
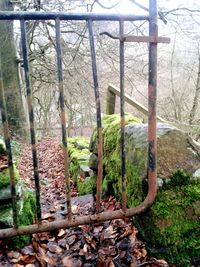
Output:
top-left (78, 173), bottom-right (96, 196)
top-left (99, 114), bottom-right (143, 199)
top-left (4, 190), bottom-right (36, 249)
top-left (135, 179), bottom-right (200, 266)
top-left (167, 169), bottom-right (191, 187)
top-left (68, 137), bottom-right (91, 189)
top-left (91, 114), bottom-right (200, 266)
top-left (68, 136), bottom-right (89, 149)
top-left (0, 165), bottom-right (20, 189)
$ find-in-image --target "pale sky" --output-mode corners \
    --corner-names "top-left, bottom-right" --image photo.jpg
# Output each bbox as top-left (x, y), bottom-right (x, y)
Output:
top-left (93, 0), bottom-right (199, 14)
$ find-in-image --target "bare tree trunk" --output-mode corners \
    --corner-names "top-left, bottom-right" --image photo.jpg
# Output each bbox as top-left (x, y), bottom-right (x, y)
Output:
top-left (189, 54), bottom-right (200, 124)
top-left (0, 0), bottom-right (27, 138)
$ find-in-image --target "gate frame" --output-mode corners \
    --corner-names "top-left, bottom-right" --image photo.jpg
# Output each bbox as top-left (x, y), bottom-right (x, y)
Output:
top-left (0, 0), bottom-right (170, 238)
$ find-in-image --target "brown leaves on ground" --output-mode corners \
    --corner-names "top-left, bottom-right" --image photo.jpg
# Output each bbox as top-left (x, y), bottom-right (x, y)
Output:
top-left (0, 138), bottom-right (169, 267)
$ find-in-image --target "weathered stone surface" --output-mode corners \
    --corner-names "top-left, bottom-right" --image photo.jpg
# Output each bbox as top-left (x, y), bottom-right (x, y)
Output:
top-left (0, 181), bottom-right (22, 204)
top-left (125, 123), bottom-right (200, 179)
top-left (0, 187), bottom-right (35, 229)
top-left (80, 165), bottom-right (92, 178)
top-left (89, 153), bottom-right (98, 171)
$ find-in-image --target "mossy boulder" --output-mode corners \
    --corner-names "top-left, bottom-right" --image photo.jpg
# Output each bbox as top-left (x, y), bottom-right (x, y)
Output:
top-left (68, 137), bottom-right (93, 194)
top-left (0, 165), bottom-right (20, 190)
top-left (136, 174), bottom-right (200, 266)
top-left (89, 114), bottom-right (200, 266)
top-left (0, 139), bottom-right (35, 249)
top-left (0, 187), bottom-right (36, 249)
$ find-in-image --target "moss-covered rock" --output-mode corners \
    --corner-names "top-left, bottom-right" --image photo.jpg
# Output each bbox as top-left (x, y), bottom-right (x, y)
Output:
top-left (68, 137), bottom-right (94, 194)
top-left (0, 165), bottom-right (20, 190)
top-left (0, 187), bottom-right (36, 249)
top-left (135, 174), bottom-right (200, 266)
top-left (89, 114), bottom-right (200, 265)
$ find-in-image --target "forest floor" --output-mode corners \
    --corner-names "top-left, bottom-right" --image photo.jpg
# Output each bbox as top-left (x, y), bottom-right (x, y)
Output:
top-left (0, 138), bottom-right (169, 267)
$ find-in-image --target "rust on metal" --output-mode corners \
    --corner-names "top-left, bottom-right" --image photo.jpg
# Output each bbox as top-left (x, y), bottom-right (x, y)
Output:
top-left (123, 35), bottom-right (170, 43)
top-left (55, 18), bottom-right (72, 221)
top-left (0, 0), bottom-right (166, 239)
top-left (0, 58), bottom-right (18, 228)
top-left (0, 198), bottom-right (157, 239)
top-left (147, 0), bottom-right (157, 204)
top-left (88, 19), bottom-right (103, 213)
top-left (20, 19), bottom-right (41, 221)
top-left (100, 32), bottom-right (170, 44)
top-left (119, 20), bottom-right (126, 212)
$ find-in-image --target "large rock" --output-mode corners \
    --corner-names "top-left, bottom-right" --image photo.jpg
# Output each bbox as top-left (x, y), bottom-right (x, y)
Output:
top-left (0, 180), bottom-right (22, 205)
top-left (0, 139), bottom-right (36, 249)
top-left (125, 123), bottom-right (200, 179)
top-left (89, 114), bottom-right (200, 266)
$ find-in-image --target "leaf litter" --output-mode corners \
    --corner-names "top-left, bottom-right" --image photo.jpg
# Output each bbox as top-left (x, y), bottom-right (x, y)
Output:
top-left (0, 138), bottom-right (169, 267)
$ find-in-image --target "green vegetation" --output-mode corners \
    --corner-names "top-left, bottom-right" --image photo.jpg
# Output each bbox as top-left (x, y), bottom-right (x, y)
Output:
top-left (89, 114), bottom-right (200, 266)
top-left (0, 189), bottom-right (36, 249)
top-left (101, 114), bottom-right (142, 199)
top-left (7, 191), bottom-right (36, 249)
top-left (68, 136), bottom-right (93, 194)
top-left (0, 138), bottom-right (35, 249)
top-left (136, 175), bottom-right (200, 266)
top-left (0, 165), bottom-right (20, 189)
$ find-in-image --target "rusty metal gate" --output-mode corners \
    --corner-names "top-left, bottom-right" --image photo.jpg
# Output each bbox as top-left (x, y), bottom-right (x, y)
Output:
top-left (0, 0), bottom-right (170, 238)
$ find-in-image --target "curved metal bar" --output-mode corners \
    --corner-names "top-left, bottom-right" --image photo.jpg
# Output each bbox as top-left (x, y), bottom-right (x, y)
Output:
top-left (0, 197), bottom-right (156, 239)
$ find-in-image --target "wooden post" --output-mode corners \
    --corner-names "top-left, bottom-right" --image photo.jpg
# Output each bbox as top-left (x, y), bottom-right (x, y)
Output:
top-left (106, 87), bottom-right (116, 115)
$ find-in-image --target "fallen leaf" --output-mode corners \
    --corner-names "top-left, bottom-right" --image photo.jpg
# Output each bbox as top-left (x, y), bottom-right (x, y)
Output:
top-left (58, 229), bottom-right (66, 237)
top-left (62, 256), bottom-right (82, 267)
top-left (66, 234), bottom-right (77, 246)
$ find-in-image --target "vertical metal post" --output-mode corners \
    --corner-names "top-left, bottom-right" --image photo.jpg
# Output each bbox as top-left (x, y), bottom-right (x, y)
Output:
top-left (119, 20), bottom-right (126, 212)
top-left (88, 19), bottom-right (103, 213)
top-left (55, 18), bottom-right (72, 221)
top-left (0, 58), bottom-right (18, 228)
top-left (147, 0), bottom-right (157, 202)
top-left (20, 19), bottom-right (41, 221)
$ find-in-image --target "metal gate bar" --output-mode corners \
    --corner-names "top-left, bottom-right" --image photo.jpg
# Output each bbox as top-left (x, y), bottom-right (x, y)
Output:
top-left (88, 19), bottom-right (103, 214)
top-left (20, 19), bottom-right (41, 222)
top-left (0, 0), bottom-right (167, 238)
top-left (55, 18), bottom-right (72, 221)
top-left (0, 12), bottom-right (149, 21)
top-left (119, 20), bottom-right (126, 212)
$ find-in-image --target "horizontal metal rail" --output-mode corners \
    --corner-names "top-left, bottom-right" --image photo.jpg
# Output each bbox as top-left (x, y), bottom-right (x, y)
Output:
top-left (0, 198), bottom-right (154, 238)
top-left (0, 11), bottom-right (149, 21)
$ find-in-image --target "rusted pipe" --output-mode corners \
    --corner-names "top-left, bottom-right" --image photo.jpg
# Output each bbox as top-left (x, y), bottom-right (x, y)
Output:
top-left (55, 18), bottom-right (72, 221)
top-left (0, 12), bottom-right (149, 21)
top-left (119, 20), bottom-right (127, 212)
top-left (146, 0), bottom-right (157, 205)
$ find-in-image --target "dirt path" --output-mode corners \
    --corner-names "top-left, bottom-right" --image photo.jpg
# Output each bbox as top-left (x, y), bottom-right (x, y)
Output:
top-left (0, 138), bottom-right (169, 267)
